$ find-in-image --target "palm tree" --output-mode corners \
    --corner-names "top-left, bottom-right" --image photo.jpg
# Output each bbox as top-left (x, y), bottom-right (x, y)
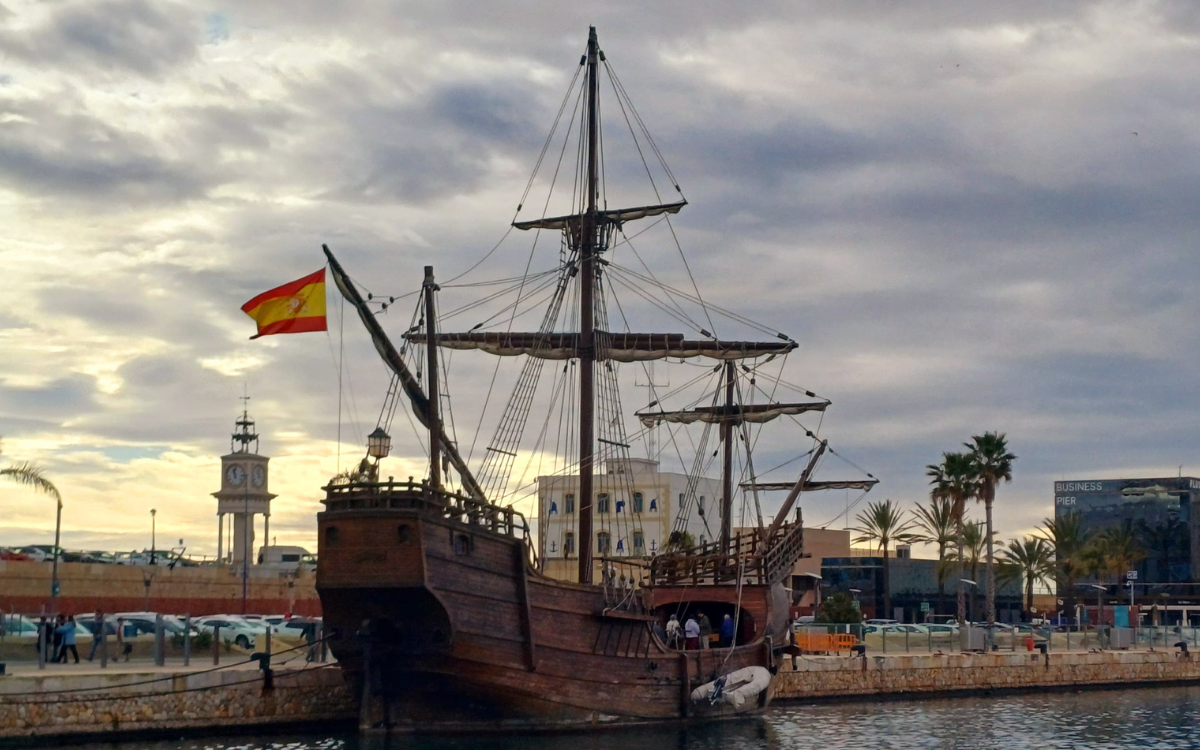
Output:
top-left (1040, 511), bottom-right (1090, 626)
top-left (998, 536), bottom-right (1054, 619)
top-left (852, 499), bottom-right (917, 619)
top-left (1137, 517), bottom-right (1187, 583)
top-left (1081, 522), bottom-right (1146, 628)
top-left (949, 521), bottom-right (988, 620)
top-left (1083, 521), bottom-right (1146, 584)
top-left (965, 432), bottom-right (1016, 629)
top-left (1, 440), bottom-right (63, 605)
top-left (912, 496), bottom-right (956, 615)
top-left (927, 452), bottom-right (976, 625)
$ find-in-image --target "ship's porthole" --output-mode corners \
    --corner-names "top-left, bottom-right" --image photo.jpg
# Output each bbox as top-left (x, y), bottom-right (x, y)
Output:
top-left (453, 534), bottom-right (472, 556)
top-left (397, 524), bottom-right (412, 543)
top-left (325, 526), bottom-right (340, 545)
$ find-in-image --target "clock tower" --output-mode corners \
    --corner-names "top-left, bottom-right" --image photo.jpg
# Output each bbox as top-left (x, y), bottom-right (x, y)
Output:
top-left (211, 402), bottom-right (276, 567)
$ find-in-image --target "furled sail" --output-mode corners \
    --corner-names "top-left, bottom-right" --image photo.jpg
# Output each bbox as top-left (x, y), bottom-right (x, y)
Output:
top-left (740, 479), bottom-right (880, 492)
top-left (636, 401), bottom-right (828, 427)
top-left (511, 200), bottom-right (687, 231)
top-left (404, 331), bottom-right (796, 361)
top-left (322, 244), bottom-right (487, 501)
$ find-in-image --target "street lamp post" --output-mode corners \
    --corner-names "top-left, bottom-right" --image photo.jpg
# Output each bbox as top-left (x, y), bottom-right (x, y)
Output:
top-left (50, 498), bottom-right (62, 609)
top-left (150, 509), bottom-right (157, 564)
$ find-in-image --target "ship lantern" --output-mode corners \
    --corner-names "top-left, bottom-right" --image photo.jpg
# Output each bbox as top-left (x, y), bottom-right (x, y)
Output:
top-left (367, 427), bottom-right (392, 460)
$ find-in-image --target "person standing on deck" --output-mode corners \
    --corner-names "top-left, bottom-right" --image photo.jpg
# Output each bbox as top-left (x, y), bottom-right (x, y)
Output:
top-left (719, 614), bottom-right (735, 648)
top-left (697, 611), bottom-right (713, 650)
top-left (665, 614), bottom-right (682, 649)
top-left (684, 615), bottom-right (700, 650)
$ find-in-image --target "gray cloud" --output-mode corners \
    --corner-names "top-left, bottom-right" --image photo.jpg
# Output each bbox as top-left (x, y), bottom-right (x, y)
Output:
top-left (4, 0), bottom-right (1200, 552)
top-left (0, 0), bottom-right (200, 79)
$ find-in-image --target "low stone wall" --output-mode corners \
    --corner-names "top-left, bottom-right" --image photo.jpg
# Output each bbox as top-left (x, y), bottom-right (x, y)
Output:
top-left (0, 665), bottom-right (354, 742)
top-left (0, 560), bottom-right (321, 617)
top-left (777, 649), bottom-right (1200, 699)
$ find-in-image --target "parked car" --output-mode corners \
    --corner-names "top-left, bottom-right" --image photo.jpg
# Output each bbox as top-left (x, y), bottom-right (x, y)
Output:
top-left (0, 614), bottom-right (40, 636)
top-left (193, 616), bottom-right (273, 649)
top-left (16, 545), bottom-right (66, 563)
top-left (0, 548), bottom-right (31, 561)
top-left (865, 619), bottom-right (899, 626)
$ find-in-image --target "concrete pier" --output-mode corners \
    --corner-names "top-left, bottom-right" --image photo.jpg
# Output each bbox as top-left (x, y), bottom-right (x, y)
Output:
top-left (4, 650), bottom-right (1200, 742)
top-left (777, 649), bottom-right (1200, 700)
top-left (0, 663), bottom-right (353, 743)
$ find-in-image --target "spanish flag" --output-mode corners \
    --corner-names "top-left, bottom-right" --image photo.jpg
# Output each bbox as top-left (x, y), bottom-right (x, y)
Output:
top-left (241, 268), bottom-right (327, 339)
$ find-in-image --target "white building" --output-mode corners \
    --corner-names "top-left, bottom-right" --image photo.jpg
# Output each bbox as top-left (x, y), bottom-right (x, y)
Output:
top-left (537, 458), bottom-right (719, 580)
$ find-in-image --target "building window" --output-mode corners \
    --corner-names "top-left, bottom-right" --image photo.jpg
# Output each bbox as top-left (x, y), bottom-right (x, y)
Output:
top-left (597, 493), bottom-right (610, 513)
top-left (325, 526), bottom-right (339, 545)
top-left (565, 494), bottom-right (575, 513)
top-left (633, 492), bottom-right (644, 513)
top-left (563, 532), bottom-right (575, 556)
top-left (698, 496), bottom-right (706, 515)
top-left (397, 524), bottom-right (412, 543)
top-left (633, 530), bottom-right (645, 555)
top-left (699, 534), bottom-right (707, 546)
top-left (597, 532), bottom-right (612, 554)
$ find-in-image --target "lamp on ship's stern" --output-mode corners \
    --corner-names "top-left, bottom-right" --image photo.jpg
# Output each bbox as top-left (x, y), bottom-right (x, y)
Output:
top-left (367, 428), bottom-right (392, 460)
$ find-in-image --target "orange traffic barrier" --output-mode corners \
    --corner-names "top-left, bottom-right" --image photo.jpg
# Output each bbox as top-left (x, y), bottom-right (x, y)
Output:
top-left (794, 633), bottom-right (858, 653)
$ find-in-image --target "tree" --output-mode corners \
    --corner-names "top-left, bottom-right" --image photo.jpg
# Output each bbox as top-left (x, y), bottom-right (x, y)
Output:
top-left (852, 498), bottom-right (917, 619)
top-left (1083, 521), bottom-right (1146, 584)
top-left (998, 536), bottom-right (1054, 618)
top-left (1137, 517), bottom-right (1188, 583)
top-left (949, 521), bottom-right (987, 621)
top-left (964, 432), bottom-right (1016, 629)
top-left (1081, 522), bottom-right (1146, 628)
top-left (927, 452), bottom-right (977, 627)
top-left (816, 592), bottom-right (862, 624)
top-left (1041, 511), bottom-right (1090, 625)
top-left (912, 496), bottom-right (956, 615)
top-left (0, 440), bottom-right (63, 605)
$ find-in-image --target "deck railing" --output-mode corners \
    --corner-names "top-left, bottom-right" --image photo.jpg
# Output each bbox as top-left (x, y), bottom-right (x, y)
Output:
top-left (322, 477), bottom-right (537, 564)
top-left (645, 522), bottom-right (806, 587)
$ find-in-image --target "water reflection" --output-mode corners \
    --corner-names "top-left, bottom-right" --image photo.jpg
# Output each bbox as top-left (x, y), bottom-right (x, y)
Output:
top-left (65, 685), bottom-right (1200, 750)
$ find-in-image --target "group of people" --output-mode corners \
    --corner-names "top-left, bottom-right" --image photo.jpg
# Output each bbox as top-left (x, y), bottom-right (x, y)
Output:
top-left (661, 611), bottom-right (736, 650)
top-left (41, 611), bottom-right (133, 664)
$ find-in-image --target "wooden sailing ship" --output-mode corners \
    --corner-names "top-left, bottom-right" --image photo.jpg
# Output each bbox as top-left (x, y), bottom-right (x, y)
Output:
top-left (315, 27), bottom-right (876, 732)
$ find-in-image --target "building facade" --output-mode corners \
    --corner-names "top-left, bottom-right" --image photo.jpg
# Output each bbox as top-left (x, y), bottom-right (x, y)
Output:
top-left (537, 458), bottom-right (719, 581)
top-left (1054, 477), bottom-right (1200, 583)
top-left (821, 557), bottom-right (1025, 622)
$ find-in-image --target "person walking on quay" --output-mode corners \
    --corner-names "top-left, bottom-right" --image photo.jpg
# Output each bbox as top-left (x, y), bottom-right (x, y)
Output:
top-left (719, 614), bottom-right (735, 648)
top-left (697, 611), bottom-right (713, 650)
top-left (116, 617), bottom-right (134, 662)
top-left (51, 614), bottom-right (65, 662)
top-left (56, 615), bottom-right (79, 663)
top-left (665, 614), bottom-right (682, 649)
top-left (684, 615), bottom-right (700, 650)
top-left (87, 610), bottom-right (106, 661)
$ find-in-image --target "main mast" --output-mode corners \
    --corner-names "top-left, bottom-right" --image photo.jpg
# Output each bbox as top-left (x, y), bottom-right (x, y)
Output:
top-left (577, 26), bottom-right (600, 585)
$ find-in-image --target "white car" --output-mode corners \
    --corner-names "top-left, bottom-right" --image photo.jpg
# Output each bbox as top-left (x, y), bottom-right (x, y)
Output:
top-left (194, 616), bottom-right (273, 649)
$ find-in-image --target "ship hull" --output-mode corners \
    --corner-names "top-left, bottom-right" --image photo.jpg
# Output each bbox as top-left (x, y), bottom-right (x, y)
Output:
top-left (317, 505), bottom-right (782, 732)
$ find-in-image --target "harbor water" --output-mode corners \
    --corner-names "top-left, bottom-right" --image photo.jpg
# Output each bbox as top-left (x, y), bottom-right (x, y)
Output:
top-left (62, 685), bottom-right (1200, 750)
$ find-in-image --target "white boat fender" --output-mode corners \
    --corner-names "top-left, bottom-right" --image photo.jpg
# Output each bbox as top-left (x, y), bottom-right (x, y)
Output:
top-left (689, 666), bottom-right (771, 708)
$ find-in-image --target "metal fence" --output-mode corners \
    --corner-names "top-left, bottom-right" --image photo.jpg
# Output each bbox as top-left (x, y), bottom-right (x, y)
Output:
top-left (788, 622), bottom-right (1200, 657)
top-left (0, 612), bottom-right (329, 670)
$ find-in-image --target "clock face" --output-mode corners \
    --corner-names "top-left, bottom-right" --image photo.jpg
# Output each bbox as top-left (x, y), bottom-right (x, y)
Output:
top-left (226, 465), bottom-right (246, 486)
top-left (252, 465), bottom-right (267, 488)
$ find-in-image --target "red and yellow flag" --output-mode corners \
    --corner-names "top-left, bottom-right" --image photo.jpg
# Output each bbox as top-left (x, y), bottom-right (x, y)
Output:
top-left (241, 268), bottom-right (327, 339)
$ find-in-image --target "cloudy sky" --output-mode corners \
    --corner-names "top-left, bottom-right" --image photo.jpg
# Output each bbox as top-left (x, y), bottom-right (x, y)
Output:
top-left (3, 0), bottom-right (1200, 558)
